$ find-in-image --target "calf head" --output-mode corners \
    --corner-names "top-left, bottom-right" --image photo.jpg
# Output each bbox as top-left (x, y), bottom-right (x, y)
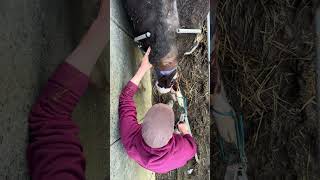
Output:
top-left (125, 0), bottom-right (179, 69)
top-left (124, 0), bottom-right (209, 93)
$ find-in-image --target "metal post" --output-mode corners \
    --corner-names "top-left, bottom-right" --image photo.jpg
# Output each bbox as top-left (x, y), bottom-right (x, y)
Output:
top-left (207, 12), bottom-right (210, 63)
top-left (316, 6), bottom-right (320, 163)
top-left (176, 28), bottom-right (202, 34)
top-left (134, 32), bottom-right (151, 42)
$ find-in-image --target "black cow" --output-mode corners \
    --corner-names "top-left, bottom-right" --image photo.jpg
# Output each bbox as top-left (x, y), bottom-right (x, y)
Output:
top-left (124, 0), bottom-right (209, 93)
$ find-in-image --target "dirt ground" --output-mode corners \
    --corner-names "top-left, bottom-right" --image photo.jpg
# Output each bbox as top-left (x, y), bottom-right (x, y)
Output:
top-left (155, 24), bottom-right (210, 180)
top-left (0, 1), bottom-right (107, 179)
top-left (211, 0), bottom-right (319, 179)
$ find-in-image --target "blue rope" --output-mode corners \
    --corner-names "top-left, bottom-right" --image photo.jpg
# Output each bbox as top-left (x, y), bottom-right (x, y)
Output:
top-left (212, 108), bottom-right (247, 164)
top-left (235, 114), bottom-right (247, 163)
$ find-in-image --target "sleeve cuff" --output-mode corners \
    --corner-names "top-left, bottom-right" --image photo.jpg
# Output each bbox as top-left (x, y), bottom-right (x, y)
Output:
top-left (183, 134), bottom-right (193, 139)
top-left (50, 62), bottom-right (89, 97)
top-left (123, 81), bottom-right (139, 96)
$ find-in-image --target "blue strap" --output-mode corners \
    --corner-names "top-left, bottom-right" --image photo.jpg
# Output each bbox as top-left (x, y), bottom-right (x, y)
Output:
top-left (211, 107), bottom-right (234, 117)
top-left (212, 107), bottom-right (247, 164)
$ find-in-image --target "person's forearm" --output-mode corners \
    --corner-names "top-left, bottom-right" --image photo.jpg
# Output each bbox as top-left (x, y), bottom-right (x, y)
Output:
top-left (119, 81), bottom-right (141, 151)
top-left (66, 18), bottom-right (107, 76)
top-left (130, 67), bottom-right (148, 86)
top-left (28, 63), bottom-right (87, 180)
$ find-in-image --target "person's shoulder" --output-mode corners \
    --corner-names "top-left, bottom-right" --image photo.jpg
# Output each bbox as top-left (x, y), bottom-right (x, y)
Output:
top-left (121, 127), bottom-right (142, 152)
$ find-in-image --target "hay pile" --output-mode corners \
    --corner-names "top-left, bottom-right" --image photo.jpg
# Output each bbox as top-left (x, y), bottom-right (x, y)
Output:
top-left (155, 25), bottom-right (210, 179)
top-left (213, 0), bottom-right (318, 179)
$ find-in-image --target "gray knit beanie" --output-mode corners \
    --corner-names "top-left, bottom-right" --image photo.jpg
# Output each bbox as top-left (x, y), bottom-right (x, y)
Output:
top-left (142, 103), bottom-right (174, 148)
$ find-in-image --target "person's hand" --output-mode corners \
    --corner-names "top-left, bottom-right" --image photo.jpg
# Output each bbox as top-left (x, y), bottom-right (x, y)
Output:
top-left (178, 122), bottom-right (189, 135)
top-left (139, 47), bottom-right (152, 72)
top-left (130, 47), bottom-right (152, 86)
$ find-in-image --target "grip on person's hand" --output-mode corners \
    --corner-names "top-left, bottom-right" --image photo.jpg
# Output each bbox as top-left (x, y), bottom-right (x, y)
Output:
top-left (178, 122), bottom-right (189, 135)
top-left (140, 47), bottom-right (152, 71)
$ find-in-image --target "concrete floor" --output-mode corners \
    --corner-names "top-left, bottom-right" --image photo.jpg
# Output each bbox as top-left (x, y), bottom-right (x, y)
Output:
top-left (110, 0), bottom-right (155, 179)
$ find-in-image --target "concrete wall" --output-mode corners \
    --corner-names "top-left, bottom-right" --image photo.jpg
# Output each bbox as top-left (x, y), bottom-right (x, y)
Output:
top-left (110, 0), bottom-right (155, 179)
top-left (0, 1), bottom-right (74, 179)
top-left (0, 0), bottom-right (154, 179)
top-left (0, 1), bottom-right (108, 179)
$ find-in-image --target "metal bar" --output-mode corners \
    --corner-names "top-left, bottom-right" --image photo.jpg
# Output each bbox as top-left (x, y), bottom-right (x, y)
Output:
top-left (316, 6), bottom-right (320, 163)
top-left (184, 113), bottom-right (200, 163)
top-left (134, 32), bottom-right (151, 42)
top-left (176, 90), bottom-right (200, 163)
top-left (207, 12), bottom-right (210, 62)
top-left (176, 28), bottom-right (202, 34)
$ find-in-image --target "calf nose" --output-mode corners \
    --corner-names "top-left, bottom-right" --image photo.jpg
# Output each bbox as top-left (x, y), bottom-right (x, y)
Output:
top-left (158, 47), bottom-right (178, 71)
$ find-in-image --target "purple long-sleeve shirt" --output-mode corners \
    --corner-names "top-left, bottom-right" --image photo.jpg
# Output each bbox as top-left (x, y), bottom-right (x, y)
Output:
top-left (119, 81), bottom-right (197, 173)
top-left (27, 63), bottom-right (88, 180)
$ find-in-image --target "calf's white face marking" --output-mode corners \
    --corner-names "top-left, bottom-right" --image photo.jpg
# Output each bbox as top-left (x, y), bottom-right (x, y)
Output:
top-left (163, 0), bottom-right (180, 32)
top-left (159, 0), bottom-right (180, 70)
